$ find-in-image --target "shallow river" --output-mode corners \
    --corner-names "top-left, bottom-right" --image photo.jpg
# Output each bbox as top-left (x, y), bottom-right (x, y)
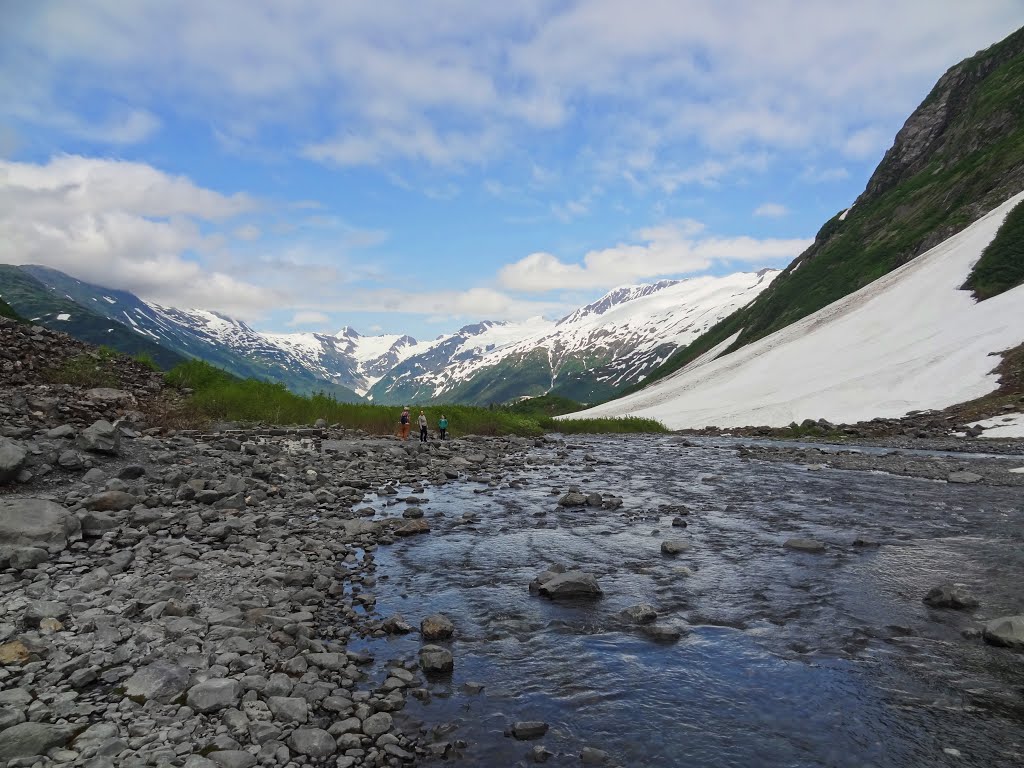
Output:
top-left (347, 435), bottom-right (1024, 768)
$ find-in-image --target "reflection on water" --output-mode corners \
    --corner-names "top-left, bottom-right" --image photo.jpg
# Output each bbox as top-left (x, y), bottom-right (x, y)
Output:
top-left (343, 435), bottom-right (1024, 767)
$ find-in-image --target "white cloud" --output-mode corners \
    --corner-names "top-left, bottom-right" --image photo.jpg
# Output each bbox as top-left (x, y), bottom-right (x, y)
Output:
top-left (499, 219), bottom-right (811, 292)
top-left (287, 311), bottom-right (330, 327)
top-left (801, 166), bottom-right (850, 183)
top-left (0, 155), bottom-right (277, 317)
top-left (754, 203), bottom-right (789, 218)
top-left (842, 126), bottom-right (892, 160)
top-left (5, 1), bottom-right (1020, 171)
top-left (233, 224), bottom-right (262, 241)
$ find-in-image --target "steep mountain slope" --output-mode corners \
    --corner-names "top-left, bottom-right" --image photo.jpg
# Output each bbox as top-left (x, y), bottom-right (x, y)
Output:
top-left (0, 265), bottom-right (186, 369)
top-left (369, 270), bottom-right (778, 405)
top-left (565, 192), bottom-right (1024, 429)
top-left (16, 265), bottom-right (362, 401)
top-left (0, 295), bottom-right (22, 321)
top-left (636, 25), bottom-right (1024, 390)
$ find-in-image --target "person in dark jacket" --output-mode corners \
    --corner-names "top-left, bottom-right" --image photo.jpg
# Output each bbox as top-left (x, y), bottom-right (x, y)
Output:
top-left (418, 410), bottom-right (429, 442)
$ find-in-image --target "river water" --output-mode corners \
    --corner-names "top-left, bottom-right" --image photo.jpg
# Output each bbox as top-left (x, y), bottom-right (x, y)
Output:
top-left (347, 435), bottom-right (1024, 768)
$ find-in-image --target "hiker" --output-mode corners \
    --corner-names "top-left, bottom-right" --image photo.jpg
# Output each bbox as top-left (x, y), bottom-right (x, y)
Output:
top-left (438, 414), bottom-right (448, 441)
top-left (399, 406), bottom-right (411, 441)
top-left (418, 410), bottom-right (429, 442)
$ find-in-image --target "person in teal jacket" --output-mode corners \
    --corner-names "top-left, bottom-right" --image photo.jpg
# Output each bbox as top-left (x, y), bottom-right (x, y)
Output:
top-left (438, 415), bottom-right (448, 441)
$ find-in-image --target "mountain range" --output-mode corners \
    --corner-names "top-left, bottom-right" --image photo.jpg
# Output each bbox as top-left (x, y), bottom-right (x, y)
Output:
top-left (0, 261), bottom-right (778, 407)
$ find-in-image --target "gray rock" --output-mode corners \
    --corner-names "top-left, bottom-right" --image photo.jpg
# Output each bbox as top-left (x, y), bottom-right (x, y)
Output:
top-left (660, 540), bottom-right (690, 555)
top-left (23, 600), bottom-right (70, 627)
top-left (208, 750), bottom-right (256, 768)
top-left (421, 613), bottom-right (455, 640)
top-left (45, 425), bottom-right (75, 439)
top-left (536, 570), bottom-right (603, 599)
top-left (9, 547), bottom-right (48, 571)
top-left (267, 696), bottom-right (308, 724)
top-left (621, 603), bottom-right (658, 625)
top-left (982, 615), bottom-right (1024, 650)
top-left (80, 512), bottom-right (119, 538)
top-left (84, 490), bottom-right (138, 512)
top-left (783, 538), bottom-right (826, 553)
top-left (361, 712), bottom-right (393, 738)
top-left (418, 645), bottom-right (454, 675)
top-left (123, 662), bottom-right (191, 703)
top-left (382, 614), bottom-right (414, 634)
top-left (0, 497), bottom-right (82, 552)
top-left (580, 746), bottom-right (612, 765)
top-left (288, 728), bottom-right (336, 758)
top-left (186, 679), bottom-right (240, 713)
top-left (923, 583), bottom-right (979, 610)
top-left (948, 471), bottom-right (983, 484)
top-left (511, 721), bottom-right (549, 740)
top-left (0, 722), bottom-right (77, 760)
top-left (0, 438), bottom-right (27, 484)
top-left (78, 420), bottom-right (121, 454)
top-left (57, 450), bottom-right (85, 469)
top-left (558, 492), bottom-right (588, 507)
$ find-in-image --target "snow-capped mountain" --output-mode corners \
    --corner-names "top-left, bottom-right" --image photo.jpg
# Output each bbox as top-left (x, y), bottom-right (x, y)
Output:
top-left (563, 192), bottom-right (1024, 428)
top-left (7, 262), bottom-right (779, 406)
top-left (368, 269), bottom-right (779, 405)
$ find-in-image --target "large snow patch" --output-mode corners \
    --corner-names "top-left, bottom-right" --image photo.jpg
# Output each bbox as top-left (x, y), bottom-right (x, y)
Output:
top-left (563, 192), bottom-right (1024, 429)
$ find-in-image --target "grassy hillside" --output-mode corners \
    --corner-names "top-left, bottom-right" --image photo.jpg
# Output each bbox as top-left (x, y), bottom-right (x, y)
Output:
top-left (0, 296), bottom-right (22, 321)
top-left (629, 26), bottom-right (1024, 393)
top-left (0, 265), bottom-right (186, 369)
top-left (167, 359), bottom-right (665, 435)
top-left (500, 393), bottom-right (584, 418)
top-left (963, 198), bottom-right (1024, 299)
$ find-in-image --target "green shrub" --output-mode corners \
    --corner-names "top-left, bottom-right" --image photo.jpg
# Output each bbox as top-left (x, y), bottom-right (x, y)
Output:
top-left (165, 359), bottom-right (668, 436)
top-left (45, 353), bottom-right (119, 388)
top-left (541, 416), bottom-right (668, 434)
top-left (963, 199), bottom-right (1024, 299)
top-left (131, 352), bottom-right (161, 372)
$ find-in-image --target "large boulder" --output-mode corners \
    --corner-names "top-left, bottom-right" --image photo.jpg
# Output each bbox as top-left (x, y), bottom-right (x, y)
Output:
top-left (84, 490), bottom-right (138, 512)
top-left (982, 615), bottom-right (1024, 650)
top-left (0, 498), bottom-right (81, 552)
top-left (77, 420), bottom-right (121, 455)
top-left (536, 570), bottom-right (603, 599)
top-left (123, 662), bottom-right (191, 703)
top-left (288, 728), bottom-right (336, 758)
top-left (923, 583), bottom-right (979, 610)
top-left (421, 613), bottom-right (454, 641)
top-left (0, 722), bottom-right (78, 760)
top-left (418, 645), bottom-right (454, 675)
top-left (186, 679), bottom-right (240, 713)
top-left (0, 438), bottom-right (27, 484)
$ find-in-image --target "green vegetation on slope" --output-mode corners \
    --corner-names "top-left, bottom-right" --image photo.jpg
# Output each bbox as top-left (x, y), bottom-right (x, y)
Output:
top-left (0, 265), bottom-right (186, 369)
top-left (168, 359), bottom-right (666, 435)
top-left (499, 393), bottom-right (584, 418)
top-left (626, 26), bottom-right (1024, 394)
top-left (0, 296), bottom-right (22, 321)
top-left (963, 199), bottom-right (1024, 299)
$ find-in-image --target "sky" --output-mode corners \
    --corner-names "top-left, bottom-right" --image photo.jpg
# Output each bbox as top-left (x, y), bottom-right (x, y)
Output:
top-left (1, 1), bottom-right (1022, 341)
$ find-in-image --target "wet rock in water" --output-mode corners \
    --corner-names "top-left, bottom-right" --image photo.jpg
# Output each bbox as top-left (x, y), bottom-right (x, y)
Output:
top-left (536, 570), bottom-right (603, 599)
top-left (661, 539), bottom-right (690, 555)
top-left (852, 536), bottom-right (880, 547)
top-left (421, 613), bottom-right (455, 640)
top-left (586, 492), bottom-right (603, 506)
top-left (671, 516), bottom-right (687, 528)
top-left (395, 518), bottom-right (430, 536)
top-left (982, 615), bottom-right (1024, 650)
top-left (123, 661), bottom-right (191, 703)
top-left (77, 419), bottom-right (121, 454)
top-left (0, 497), bottom-right (81, 552)
top-left (419, 645), bottom-right (454, 675)
top-left (923, 583), bottom-right (979, 610)
top-left (529, 744), bottom-right (554, 763)
top-left (0, 723), bottom-right (78, 761)
top-left (511, 721), bottom-right (550, 740)
top-left (784, 538), bottom-right (826, 553)
top-left (641, 625), bottom-right (686, 643)
top-left (382, 613), bottom-right (414, 634)
top-left (558, 491), bottom-right (588, 507)
top-left (621, 603), bottom-right (658, 625)
top-left (947, 471), bottom-right (983, 484)
top-left (0, 437), bottom-right (28, 483)
top-left (581, 746), bottom-right (612, 764)
top-left (403, 506), bottom-right (425, 518)
top-left (529, 564), bottom-right (568, 594)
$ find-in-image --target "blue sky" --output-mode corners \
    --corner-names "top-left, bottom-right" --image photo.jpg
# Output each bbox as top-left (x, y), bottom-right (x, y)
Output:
top-left (2, 1), bottom-right (1022, 340)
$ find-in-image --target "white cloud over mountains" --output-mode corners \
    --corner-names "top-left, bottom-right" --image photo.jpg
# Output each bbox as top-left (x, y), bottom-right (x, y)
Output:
top-left (499, 220), bottom-right (811, 292)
